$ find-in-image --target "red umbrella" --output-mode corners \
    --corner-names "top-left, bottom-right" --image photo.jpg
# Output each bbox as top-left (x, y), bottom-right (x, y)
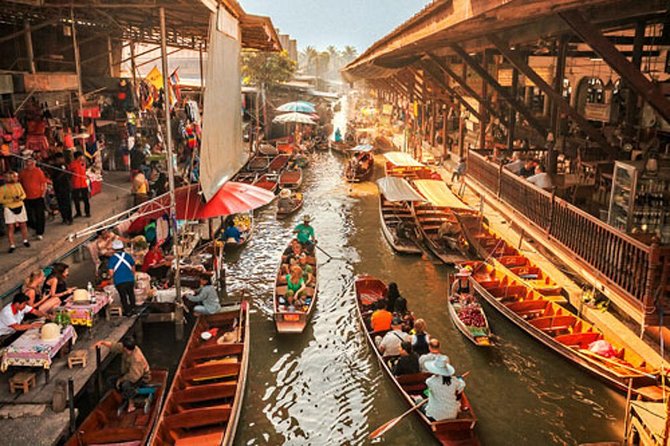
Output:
top-left (129, 182), bottom-right (274, 233)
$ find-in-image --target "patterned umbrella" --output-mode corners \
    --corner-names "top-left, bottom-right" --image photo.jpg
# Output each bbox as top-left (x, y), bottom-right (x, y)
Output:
top-left (276, 101), bottom-right (316, 113)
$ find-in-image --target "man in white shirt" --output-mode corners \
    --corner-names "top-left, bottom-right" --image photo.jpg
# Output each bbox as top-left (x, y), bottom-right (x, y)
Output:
top-left (376, 317), bottom-right (410, 357)
top-left (504, 152), bottom-right (524, 174)
top-left (419, 338), bottom-right (450, 372)
top-left (0, 293), bottom-right (46, 343)
top-left (526, 165), bottom-right (553, 191)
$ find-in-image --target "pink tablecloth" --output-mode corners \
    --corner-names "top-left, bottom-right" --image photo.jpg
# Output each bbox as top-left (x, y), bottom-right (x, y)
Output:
top-left (1, 325), bottom-right (77, 372)
top-left (62, 292), bottom-right (111, 327)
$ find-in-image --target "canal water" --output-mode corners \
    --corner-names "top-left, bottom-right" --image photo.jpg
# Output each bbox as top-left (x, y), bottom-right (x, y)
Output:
top-left (222, 150), bottom-right (625, 446)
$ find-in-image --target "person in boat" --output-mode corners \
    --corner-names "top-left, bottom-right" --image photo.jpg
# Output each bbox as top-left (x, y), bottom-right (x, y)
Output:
top-left (385, 282), bottom-right (401, 313)
top-left (293, 214), bottom-right (316, 253)
top-left (184, 274), bottom-right (221, 315)
top-left (0, 292), bottom-right (48, 346)
top-left (451, 268), bottom-right (472, 297)
top-left (370, 300), bottom-right (393, 332)
top-left (423, 357), bottom-right (466, 421)
top-left (437, 221), bottom-right (460, 247)
top-left (376, 317), bottom-right (410, 358)
top-left (95, 337), bottom-right (151, 413)
top-left (298, 254), bottom-right (315, 286)
top-left (285, 265), bottom-right (308, 309)
top-left (142, 242), bottom-right (173, 280)
top-left (334, 128), bottom-right (342, 142)
top-left (278, 188), bottom-right (294, 213)
top-left (222, 218), bottom-right (242, 244)
top-left (282, 240), bottom-right (304, 274)
top-left (393, 341), bottom-right (420, 376)
top-left (419, 339), bottom-right (449, 372)
top-left (359, 153), bottom-right (371, 172)
top-left (411, 318), bottom-right (430, 356)
top-left (396, 220), bottom-right (417, 241)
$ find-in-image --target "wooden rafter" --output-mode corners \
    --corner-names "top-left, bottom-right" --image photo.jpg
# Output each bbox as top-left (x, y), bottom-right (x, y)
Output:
top-left (417, 59), bottom-right (481, 120)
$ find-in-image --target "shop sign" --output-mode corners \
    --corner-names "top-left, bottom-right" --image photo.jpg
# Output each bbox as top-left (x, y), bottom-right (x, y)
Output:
top-left (584, 102), bottom-right (611, 123)
top-left (23, 73), bottom-right (78, 92)
top-left (0, 75), bottom-right (13, 94)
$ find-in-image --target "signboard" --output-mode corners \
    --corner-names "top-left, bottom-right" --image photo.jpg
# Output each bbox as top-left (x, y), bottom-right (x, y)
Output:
top-left (584, 102), bottom-right (611, 123)
top-left (497, 67), bottom-right (553, 87)
top-left (23, 73), bottom-right (78, 92)
top-left (0, 75), bottom-right (13, 94)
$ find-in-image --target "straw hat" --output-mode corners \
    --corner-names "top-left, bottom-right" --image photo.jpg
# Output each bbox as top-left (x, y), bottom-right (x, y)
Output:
top-left (302, 214), bottom-right (312, 222)
top-left (112, 240), bottom-right (124, 250)
top-left (41, 323), bottom-right (61, 342)
top-left (424, 356), bottom-right (455, 377)
top-left (72, 289), bottom-right (90, 303)
top-left (279, 188), bottom-right (291, 198)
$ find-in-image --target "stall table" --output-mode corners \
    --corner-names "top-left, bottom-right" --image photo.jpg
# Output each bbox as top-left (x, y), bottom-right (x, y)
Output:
top-left (60, 291), bottom-right (111, 328)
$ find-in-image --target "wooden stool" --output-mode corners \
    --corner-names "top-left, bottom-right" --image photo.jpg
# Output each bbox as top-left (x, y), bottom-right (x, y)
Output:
top-left (67, 350), bottom-right (88, 369)
top-left (9, 372), bottom-right (36, 394)
top-left (108, 305), bottom-right (123, 319)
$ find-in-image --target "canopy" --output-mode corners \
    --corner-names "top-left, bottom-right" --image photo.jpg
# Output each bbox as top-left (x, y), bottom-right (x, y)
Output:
top-left (630, 401), bottom-right (665, 442)
top-left (273, 112), bottom-right (317, 124)
top-left (276, 101), bottom-right (316, 113)
top-left (133, 181), bottom-right (274, 227)
top-left (412, 179), bottom-right (471, 210)
top-left (377, 177), bottom-right (425, 202)
top-left (348, 144), bottom-right (374, 152)
top-left (384, 151), bottom-right (424, 167)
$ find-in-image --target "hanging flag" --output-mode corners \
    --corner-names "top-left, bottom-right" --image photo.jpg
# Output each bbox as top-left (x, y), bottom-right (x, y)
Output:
top-left (145, 66), bottom-right (164, 90)
top-left (169, 68), bottom-right (182, 103)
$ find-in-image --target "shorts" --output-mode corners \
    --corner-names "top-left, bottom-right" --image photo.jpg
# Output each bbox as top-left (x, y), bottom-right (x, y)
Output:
top-left (4, 205), bottom-right (27, 224)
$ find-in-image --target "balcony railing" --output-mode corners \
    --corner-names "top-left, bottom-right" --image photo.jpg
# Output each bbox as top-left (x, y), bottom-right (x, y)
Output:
top-left (467, 149), bottom-right (668, 321)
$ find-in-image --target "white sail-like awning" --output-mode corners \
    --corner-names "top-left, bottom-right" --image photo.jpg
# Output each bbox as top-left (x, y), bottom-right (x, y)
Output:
top-left (412, 179), bottom-right (471, 210)
top-left (383, 151), bottom-right (424, 167)
top-left (377, 177), bottom-right (425, 202)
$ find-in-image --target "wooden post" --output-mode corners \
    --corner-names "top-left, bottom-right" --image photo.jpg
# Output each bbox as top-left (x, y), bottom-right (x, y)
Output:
top-left (551, 36), bottom-right (569, 139)
top-left (68, 378), bottom-right (76, 434)
top-left (107, 35), bottom-right (114, 77)
top-left (95, 345), bottom-right (103, 398)
top-left (70, 8), bottom-right (84, 121)
top-left (199, 42), bottom-right (205, 108)
top-left (626, 21), bottom-right (646, 129)
top-left (479, 51), bottom-right (488, 150)
top-left (458, 110), bottom-right (465, 157)
top-left (24, 22), bottom-right (36, 73)
top-left (506, 68), bottom-right (518, 152)
top-left (160, 6), bottom-right (183, 339)
top-left (641, 238), bottom-right (661, 335)
top-left (442, 104), bottom-right (448, 159)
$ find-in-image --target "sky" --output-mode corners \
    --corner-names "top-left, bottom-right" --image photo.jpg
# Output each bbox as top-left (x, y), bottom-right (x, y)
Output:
top-left (240, 0), bottom-right (430, 54)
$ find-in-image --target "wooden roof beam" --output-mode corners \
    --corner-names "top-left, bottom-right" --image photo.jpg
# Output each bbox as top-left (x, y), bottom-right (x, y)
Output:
top-left (417, 59), bottom-right (481, 120)
top-left (449, 43), bottom-right (547, 139)
top-left (559, 10), bottom-right (670, 125)
top-left (425, 52), bottom-right (507, 126)
top-left (488, 34), bottom-right (614, 154)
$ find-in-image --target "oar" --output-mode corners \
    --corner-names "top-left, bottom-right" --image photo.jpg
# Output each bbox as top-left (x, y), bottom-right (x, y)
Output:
top-left (368, 371), bottom-right (470, 440)
top-left (576, 349), bottom-right (656, 379)
top-left (315, 244), bottom-right (347, 261)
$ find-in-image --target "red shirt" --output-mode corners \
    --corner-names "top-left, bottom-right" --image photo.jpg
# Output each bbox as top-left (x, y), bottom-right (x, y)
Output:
top-left (19, 167), bottom-right (48, 199)
top-left (68, 159), bottom-right (88, 189)
top-left (142, 249), bottom-right (164, 272)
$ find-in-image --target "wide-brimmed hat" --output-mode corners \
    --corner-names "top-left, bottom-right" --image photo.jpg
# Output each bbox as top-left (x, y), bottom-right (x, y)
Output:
top-left (303, 214), bottom-right (312, 222)
top-left (425, 356), bottom-right (455, 377)
top-left (112, 240), bottom-right (124, 250)
top-left (279, 188), bottom-right (291, 198)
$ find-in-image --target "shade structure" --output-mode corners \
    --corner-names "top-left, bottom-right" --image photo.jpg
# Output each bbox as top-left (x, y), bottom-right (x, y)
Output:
top-left (273, 112), bottom-right (317, 125)
top-left (412, 179), bottom-right (471, 210)
top-left (276, 101), bottom-right (316, 113)
top-left (376, 177), bottom-right (425, 202)
top-left (132, 182), bottom-right (275, 230)
top-left (384, 151), bottom-right (424, 167)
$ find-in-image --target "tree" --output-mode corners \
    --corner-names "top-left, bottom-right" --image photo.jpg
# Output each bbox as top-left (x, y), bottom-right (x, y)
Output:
top-left (342, 45), bottom-right (358, 64)
top-left (241, 50), bottom-right (296, 91)
top-left (326, 45), bottom-right (340, 72)
top-left (300, 45), bottom-right (319, 75)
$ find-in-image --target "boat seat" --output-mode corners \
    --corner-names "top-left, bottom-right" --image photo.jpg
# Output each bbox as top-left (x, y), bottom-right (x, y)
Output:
top-left (554, 332), bottom-right (602, 349)
top-left (175, 431), bottom-right (225, 446)
top-left (529, 315), bottom-right (576, 332)
top-left (80, 427), bottom-right (144, 444)
top-left (396, 372), bottom-right (432, 394)
top-left (174, 382), bottom-right (236, 405)
top-left (182, 362), bottom-right (240, 382)
top-left (163, 405), bottom-right (232, 430)
top-left (189, 343), bottom-right (244, 361)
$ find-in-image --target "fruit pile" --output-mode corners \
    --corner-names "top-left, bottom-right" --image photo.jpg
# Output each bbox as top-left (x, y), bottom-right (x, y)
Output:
top-left (233, 213), bottom-right (251, 231)
top-left (458, 306), bottom-right (486, 327)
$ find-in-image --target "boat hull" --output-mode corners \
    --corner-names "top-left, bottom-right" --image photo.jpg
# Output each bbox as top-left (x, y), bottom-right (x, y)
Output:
top-left (447, 293), bottom-right (492, 347)
top-left (379, 194), bottom-right (422, 254)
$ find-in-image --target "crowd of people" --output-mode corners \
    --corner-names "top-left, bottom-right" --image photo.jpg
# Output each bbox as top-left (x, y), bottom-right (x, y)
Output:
top-left (502, 151), bottom-right (553, 191)
top-left (276, 215), bottom-right (317, 312)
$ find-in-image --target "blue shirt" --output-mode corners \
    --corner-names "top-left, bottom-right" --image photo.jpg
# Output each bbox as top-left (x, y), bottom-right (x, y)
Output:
top-left (108, 252), bottom-right (135, 285)
top-left (223, 226), bottom-right (241, 243)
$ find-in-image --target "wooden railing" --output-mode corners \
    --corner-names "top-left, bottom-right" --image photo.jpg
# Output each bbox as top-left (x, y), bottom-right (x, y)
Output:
top-left (467, 149), bottom-right (667, 319)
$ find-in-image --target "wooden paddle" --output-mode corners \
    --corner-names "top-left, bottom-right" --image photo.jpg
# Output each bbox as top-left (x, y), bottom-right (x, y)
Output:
top-left (368, 371), bottom-right (471, 440)
top-left (576, 348), bottom-right (656, 379)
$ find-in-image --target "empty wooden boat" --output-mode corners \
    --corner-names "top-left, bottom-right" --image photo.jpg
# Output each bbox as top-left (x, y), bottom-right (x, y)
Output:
top-left (354, 275), bottom-right (479, 445)
top-left (268, 154), bottom-right (291, 172)
top-left (253, 173), bottom-right (279, 194)
top-left (278, 168), bottom-right (303, 190)
top-left (376, 176), bottom-right (424, 254)
top-left (466, 261), bottom-right (665, 400)
top-left (150, 305), bottom-right (250, 445)
top-left (411, 179), bottom-right (472, 264)
top-left (66, 369), bottom-right (168, 446)
top-left (231, 171), bottom-right (256, 184)
top-left (458, 214), bottom-right (563, 297)
top-left (273, 241), bottom-right (318, 333)
top-left (246, 155), bottom-right (270, 172)
top-left (383, 151), bottom-right (433, 180)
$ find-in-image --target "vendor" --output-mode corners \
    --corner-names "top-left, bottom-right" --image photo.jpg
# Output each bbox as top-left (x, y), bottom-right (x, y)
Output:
top-left (222, 218), bottom-right (242, 244)
top-left (142, 242), bottom-right (172, 280)
top-left (278, 188), bottom-right (294, 213)
top-left (95, 337), bottom-right (151, 413)
top-left (185, 274), bottom-right (221, 315)
top-left (0, 293), bottom-right (48, 345)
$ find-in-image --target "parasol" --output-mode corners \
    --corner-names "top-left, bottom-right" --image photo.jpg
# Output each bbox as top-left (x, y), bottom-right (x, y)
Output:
top-left (276, 101), bottom-right (316, 113)
top-left (273, 112), bottom-right (317, 125)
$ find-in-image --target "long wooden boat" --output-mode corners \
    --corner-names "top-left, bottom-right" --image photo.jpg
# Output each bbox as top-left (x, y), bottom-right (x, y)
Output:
top-left (150, 305), bottom-right (250, 445)
top-left (278, 168), bottom-right (303, 190)
top-left (354, 275), bottom-right (479, 445)
top-left (231, 171), bottom-right (256, 184)
top-left (253, 173), bottom-right (279, 194)
top-left (411, 201), bottom-right (467, 264)
top-left (246, 155), bottom-right (270, 172)
top-left (268, 154), bottom-right (291, 172)
top-left (331, 140), bottom-right (355, 155)
top-left (384, 151), bottom-right (433, 180)
top-left (376, 177), bottom-right (424, 254)
top-left (344, 152), bottom-right (374, 183)
top-left (447, 277), bottom-right (492, 347)
top-left (466, 261), bottom-right (666, 400)
top-left (277, 192), bottom-right (304, 219)
top-left (273, 241), bottom-right (318, 333)
top-left (458, 214), bottom-right (563, 297)
top-left (66, 369), bottom-right (168, 446)
top-left (223, 212), bottom-right (254, 251)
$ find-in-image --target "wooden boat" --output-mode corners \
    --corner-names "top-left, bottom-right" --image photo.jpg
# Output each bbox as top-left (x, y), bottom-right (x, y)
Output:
top-left (268, 154), bottom-right (291, 172)
top-left (273, 241), bottom-right (318, 333)
top-left (222, 212), bottom-right (254, 250)
top-left (377, 177), bottom-right (424, 254)
top-left (277, 192), bottom-right (304, 219)
top-left (331, 140), bottom-right (355, 155)
top-left (231, 171), bottom-right (256, 184)
top-left (447, 276), bottom-right (492, 347)
top-left (466, 260), bottom-right (666, 400)
top-left (458, 214), bottom-right (564, 297)
top-left (354, 275), bottom-right (479, 445)
top-left (246, 155), bottom-right (270, 172)
top-left (150, 305), bottom-right (250, 445)
top-left (384, 151), bottom-right (433, 180)
top-left (344, 151), bottom-right (374, 183)
top-left (66, 369), bottom-right (168, 446)
top-left (253, 173), bottom-right (279, 194)
top-left (278, 168), bottom-right (303, 190)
